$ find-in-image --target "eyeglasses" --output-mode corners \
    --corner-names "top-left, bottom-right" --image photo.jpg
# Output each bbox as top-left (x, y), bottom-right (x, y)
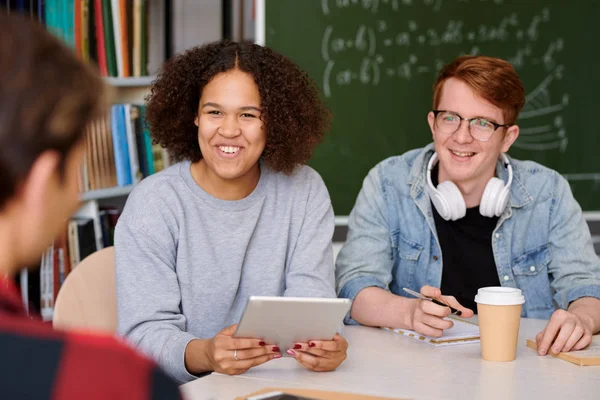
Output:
top-left (432, 110), bottom-right (512, 142)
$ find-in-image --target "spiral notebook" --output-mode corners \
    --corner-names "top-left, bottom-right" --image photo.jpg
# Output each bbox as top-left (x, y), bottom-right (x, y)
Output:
top-left (383, 317), bottom-right (480, 346)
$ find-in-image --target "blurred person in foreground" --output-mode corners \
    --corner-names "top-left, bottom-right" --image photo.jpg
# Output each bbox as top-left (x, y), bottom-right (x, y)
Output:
top-left (0, 14), bottom-right (182, 399)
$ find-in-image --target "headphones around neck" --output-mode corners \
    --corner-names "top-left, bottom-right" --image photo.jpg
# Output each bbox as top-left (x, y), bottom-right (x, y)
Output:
top-left (426, 152), bottom-right (513, 221)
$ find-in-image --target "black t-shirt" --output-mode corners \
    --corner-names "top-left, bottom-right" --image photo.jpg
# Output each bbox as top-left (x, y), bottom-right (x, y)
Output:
top-left (431, 166), bottom-right (501, 313)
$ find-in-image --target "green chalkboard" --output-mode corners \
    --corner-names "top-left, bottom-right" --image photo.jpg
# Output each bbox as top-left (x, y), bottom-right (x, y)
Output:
top-left (263, 0), bottom-right (600, 214)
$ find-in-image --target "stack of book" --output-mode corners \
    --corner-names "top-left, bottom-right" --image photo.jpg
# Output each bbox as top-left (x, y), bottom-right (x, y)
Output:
top-left (48, 0), bottom-right (151, 77)
top-left (2, 0), bottom-right (154, 77)
top-left (80, 103), bottom-right (170, 193)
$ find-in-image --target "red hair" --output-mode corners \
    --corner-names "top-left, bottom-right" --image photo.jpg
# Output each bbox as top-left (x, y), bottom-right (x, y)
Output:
top-left (433, 55), bottom-right (525, 124)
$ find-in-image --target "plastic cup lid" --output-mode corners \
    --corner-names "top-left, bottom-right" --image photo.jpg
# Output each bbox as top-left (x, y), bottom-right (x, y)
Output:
top-left (474, 286), bottom-right (525, 305)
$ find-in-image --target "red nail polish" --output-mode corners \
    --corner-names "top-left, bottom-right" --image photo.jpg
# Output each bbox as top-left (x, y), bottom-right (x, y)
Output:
top-left (259, 341), bottom-right (266, 346)
top-left (272, 346), bottom-right (280, 352)
top-left (309, 342), bottom-right (316, 347)
top-left (293, 344), bottom-right (302, 350)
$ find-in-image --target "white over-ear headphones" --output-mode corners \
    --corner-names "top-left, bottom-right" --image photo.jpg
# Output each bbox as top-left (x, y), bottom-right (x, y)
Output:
top-left (426, 152), bottom-right (513, 221)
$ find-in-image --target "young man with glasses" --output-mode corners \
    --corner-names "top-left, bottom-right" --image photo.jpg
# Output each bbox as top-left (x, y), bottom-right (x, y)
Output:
top-left (336, 55), bottom-right (600, 356)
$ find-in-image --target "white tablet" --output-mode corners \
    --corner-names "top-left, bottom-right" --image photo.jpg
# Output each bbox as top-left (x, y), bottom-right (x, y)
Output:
top-left (234, 296), bottom-right (352, 352)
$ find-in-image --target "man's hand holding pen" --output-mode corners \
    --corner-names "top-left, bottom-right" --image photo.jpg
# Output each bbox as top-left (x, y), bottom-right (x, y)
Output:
top-left (403, 286), bottom-right (474, 338)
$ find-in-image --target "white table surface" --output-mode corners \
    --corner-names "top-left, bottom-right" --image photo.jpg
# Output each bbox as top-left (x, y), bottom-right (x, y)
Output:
top-left (181, 318), bottom-right (599, 400)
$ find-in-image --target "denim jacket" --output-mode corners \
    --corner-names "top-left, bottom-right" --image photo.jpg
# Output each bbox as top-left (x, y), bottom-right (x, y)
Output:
top-left (336, 144), bottom-right (600, 321)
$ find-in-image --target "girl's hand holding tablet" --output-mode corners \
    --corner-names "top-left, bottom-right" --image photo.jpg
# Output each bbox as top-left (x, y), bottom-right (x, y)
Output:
top-left (201, 324), bottom-right (281, 375)
top-left (286, 333), bottom-right (348, 372)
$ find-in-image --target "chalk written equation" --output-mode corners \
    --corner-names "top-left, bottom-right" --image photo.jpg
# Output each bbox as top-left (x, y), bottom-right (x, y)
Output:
top-left (322, 0), bottom-right (507, 15)
top-left (320, 0), bottom-right (569, 152)
top-left (321, 3), bottom-right (555, 95)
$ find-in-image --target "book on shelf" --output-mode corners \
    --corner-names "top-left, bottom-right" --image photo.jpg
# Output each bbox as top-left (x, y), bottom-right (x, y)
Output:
top-left (110, 104), bottom-right (132, 186)
top-left (39, 244), bottom-right (54, 320)
top-left (124, 104), bottom-right (141, 184)
top-left (70, 218), bottom-right (98, 264)
top-left (133, 0), bottom-right (143, 77)
top-left (111, 0), bottom-right (124, 77)
top-left (93, 0), bottom-right (108, 75)
top-left (101, 0), bottom-right (117, 76)
top-left (99, 207), bottom-right (121, 248)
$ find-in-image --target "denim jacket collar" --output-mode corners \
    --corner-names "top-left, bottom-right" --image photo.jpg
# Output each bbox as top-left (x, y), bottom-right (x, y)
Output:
top-left (408, 143), bottom-right (533, 211)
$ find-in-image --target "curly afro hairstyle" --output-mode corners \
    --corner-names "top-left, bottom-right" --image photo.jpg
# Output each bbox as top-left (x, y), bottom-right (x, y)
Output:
top-left (146, 40), bottom-right (331, 174)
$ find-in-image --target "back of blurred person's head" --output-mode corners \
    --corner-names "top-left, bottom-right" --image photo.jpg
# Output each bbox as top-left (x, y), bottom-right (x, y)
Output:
top-left (0, 14), bottom-right (108, 269)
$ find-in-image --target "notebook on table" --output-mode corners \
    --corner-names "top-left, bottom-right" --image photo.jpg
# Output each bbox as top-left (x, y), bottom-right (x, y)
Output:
top-left (383, 317), bottom-right (480, 346)
top-left (526, 335), bottom-right (600, 366)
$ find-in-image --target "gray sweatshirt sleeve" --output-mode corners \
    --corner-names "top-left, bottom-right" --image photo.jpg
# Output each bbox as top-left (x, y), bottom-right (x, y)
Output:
top-left (115, 201), bottom-right (198, 384)
top-left (284, 170), bottom-right (336, 298)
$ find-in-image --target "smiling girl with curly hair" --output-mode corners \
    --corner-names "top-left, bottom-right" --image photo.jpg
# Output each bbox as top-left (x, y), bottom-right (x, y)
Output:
top-left (115, 41), bottom-right (348, 383)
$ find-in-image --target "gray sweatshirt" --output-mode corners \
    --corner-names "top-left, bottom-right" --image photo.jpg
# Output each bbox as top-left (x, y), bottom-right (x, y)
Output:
top-left (115, 161), bottom-right (336, 383)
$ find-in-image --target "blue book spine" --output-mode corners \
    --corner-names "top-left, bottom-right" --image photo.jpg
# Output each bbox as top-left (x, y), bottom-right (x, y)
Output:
top-left (44, 0), bottom-right (57, 36)
top-left (118, 105), bottom-right (133, 184)
top-left (54, 0), bottom-right (63, 39)
top-left (110, 105), bottom-right (126, 186)
top-left (63, 0), bottom-right (74, 47)
top-left (143, 131), bottom-right (154, 175)
top-left (140, 106), bottom-right (155, 175)
top-left (110, 105), bottom-right (132, 186)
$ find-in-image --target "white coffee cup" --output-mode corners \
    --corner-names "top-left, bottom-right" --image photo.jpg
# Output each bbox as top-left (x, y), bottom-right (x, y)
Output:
top-left (475, 287), bottom-right (525, 362)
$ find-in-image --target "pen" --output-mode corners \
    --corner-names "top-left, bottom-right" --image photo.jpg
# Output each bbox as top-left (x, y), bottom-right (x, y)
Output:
top-left (402, 287), bottom-right (462, 316)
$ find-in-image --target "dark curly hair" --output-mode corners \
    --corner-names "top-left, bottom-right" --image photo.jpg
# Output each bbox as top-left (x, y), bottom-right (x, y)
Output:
top-left (146, 40), bottom-right (331, 174)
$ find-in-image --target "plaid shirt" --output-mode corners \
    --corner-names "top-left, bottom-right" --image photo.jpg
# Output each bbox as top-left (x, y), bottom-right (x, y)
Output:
top-left (0, 277), bottom-right (182, 400)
